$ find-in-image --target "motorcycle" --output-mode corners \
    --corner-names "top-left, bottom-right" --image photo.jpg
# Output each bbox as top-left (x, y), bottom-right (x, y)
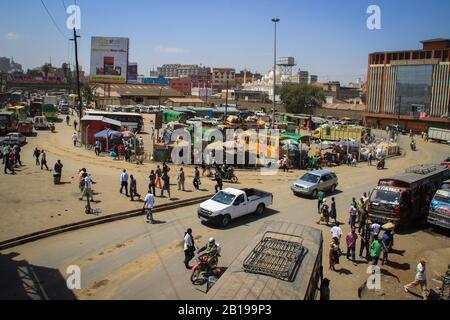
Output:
top-left (190, 247), bottom-right (221, 285)
top-left (221, 167), bottom-right (238, 184)
top-left (410, 142), bottom-right (416, 151)
top-left (49, 123), bottom-right (55, 133)
top-left (377, 159), bottom-right (385, 170)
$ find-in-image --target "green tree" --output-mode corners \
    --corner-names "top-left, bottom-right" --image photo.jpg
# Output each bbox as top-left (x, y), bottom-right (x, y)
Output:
top-left (81, 83), bottom-right (98, 104)
top-left (42, 63), bottom-right (51, 78)
top-left (280, 84), bottom-right (325, 114)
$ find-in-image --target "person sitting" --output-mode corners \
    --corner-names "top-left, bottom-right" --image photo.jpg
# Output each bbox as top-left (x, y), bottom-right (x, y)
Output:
top-left (197, 237), bottom-right (219, 264)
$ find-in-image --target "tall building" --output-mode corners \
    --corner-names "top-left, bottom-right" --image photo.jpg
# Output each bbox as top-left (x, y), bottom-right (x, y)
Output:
top-left (156, 64), bottom-right (210, 78)
top-left (308, 75), bottom-right (318, 84)
top-left (211, 67), bottom-right (235, 89)
top-left (298, 70), bottom-right (309, 85)
top-left (365, 39), bottom-right (450, 131)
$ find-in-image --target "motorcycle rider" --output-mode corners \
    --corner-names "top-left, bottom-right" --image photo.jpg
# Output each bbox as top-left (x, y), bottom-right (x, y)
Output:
top-left (410, 139), bottom-right (416, 151)
top-left (197, 237), bottom-right (219, 264)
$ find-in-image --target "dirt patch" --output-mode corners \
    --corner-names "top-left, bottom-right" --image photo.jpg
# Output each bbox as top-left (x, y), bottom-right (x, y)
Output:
top-left (91, 279), bottom-right (110, 290)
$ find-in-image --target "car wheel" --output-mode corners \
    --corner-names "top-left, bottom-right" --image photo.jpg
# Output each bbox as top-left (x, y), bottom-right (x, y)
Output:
top-left (311, 189), bottom-right (318, 199)
top-left (256, 204), bottom-right (265, 216)
top-left (221, 215), bottom-right (231, 227)
top-left (330, 184), bottom-right (336, 194)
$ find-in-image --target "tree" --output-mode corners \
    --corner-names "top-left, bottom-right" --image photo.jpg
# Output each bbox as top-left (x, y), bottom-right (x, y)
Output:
top-left (280, 84), bottom-right (325, 114)
top-left (81, 83), bottom-right (98, 104)
top-left (42, 63), bottom-right (51, 78)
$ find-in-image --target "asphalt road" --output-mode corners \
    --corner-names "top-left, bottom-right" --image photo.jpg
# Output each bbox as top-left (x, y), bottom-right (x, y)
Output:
top-left (1, 135), bottom-right (449, 300)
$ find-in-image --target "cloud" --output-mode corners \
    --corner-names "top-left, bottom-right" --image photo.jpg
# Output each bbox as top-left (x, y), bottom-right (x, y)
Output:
top-left (155, 45), bottom-right (189, 54)
top-left (4, 32), bottom-right (21, 40)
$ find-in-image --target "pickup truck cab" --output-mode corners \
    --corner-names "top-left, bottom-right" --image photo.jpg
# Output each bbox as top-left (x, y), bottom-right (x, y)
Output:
top-left (198, 188), bottom-right (273, 227)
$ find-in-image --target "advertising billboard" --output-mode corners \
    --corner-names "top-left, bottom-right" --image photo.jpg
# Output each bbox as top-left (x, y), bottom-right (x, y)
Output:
top-left (128, 62), bottom-right (138, 83)
top-left (90, 37), bottom-right (129, 83)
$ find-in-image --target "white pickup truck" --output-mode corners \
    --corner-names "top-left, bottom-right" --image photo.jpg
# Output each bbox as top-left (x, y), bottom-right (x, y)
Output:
top-left (198, 188), bottom-right (273, 227)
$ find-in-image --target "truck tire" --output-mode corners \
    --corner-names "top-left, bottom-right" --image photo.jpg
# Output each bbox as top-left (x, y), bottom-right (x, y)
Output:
top-left (220, 215), bottom-right (231, 227)
top-left (256, 204), bottom-right (266, 216)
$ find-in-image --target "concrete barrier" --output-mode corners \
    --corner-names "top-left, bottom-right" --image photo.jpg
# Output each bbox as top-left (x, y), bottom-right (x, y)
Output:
top-left (0, 194), bottom-right (213, 251)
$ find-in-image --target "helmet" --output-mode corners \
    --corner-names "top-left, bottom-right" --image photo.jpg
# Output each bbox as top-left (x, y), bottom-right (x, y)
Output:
top-left (209, 237), bottom-right (215, 243)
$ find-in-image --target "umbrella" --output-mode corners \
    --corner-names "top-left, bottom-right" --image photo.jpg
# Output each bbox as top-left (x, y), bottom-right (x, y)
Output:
top-left (121, 131), bottom-right (135, 139)
top-left (94, 129), bottom-right (123, 140)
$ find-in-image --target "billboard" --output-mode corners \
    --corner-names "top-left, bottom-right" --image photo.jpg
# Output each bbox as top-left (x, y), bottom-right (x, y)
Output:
top-left (90, 37), bottom-right (129, 83)
top-left (128, 62), bottom-right (138, 83)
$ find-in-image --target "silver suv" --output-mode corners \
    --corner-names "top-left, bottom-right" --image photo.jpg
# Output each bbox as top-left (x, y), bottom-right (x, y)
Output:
top-left (291, 169), bottom-right (338, 198)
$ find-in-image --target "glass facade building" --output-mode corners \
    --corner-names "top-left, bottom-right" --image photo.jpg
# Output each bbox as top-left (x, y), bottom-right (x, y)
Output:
top-left (396, 65), bottom-right (433, 115)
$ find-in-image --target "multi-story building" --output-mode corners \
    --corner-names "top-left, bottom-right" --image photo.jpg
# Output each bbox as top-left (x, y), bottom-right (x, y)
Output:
top-left (156, 64), bottom-right (210, 78)
top-left (298, 70), bottom-right (309, 85)
top-left (212, 67), bottom-right (235, 89)
top-left (170, 78), bottom-right (192, 94)
top-left (309, 75), bottom-right (318, 84)
top-left (365, 39), bottom-right (450, 131)
top-left (235, 70), bottom-right (263, 87)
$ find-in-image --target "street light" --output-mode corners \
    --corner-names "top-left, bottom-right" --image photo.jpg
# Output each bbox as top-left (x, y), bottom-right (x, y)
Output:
top-left (271, 18), bottom-right (280, 129)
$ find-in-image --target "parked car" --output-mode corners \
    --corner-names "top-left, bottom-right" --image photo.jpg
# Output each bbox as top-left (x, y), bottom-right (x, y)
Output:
top-left (198, 188), bottom-right (273, 227)
top-left (0, 132), bottom-right (27, 145)
top-left (291, 169), bottom-right (339, 198)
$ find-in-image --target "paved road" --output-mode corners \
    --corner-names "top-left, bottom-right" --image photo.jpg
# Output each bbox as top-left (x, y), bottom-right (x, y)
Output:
top-left (1, 136), bottom-right (449, 300)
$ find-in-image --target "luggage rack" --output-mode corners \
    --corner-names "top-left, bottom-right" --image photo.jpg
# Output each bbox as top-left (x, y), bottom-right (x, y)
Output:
top-left (243, 231), bottom-right (305, 282)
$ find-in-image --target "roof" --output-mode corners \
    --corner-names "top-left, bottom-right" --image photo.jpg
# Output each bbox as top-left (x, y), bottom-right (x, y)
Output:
top-left (221, 188), bottom-right (244, 196)
top-left (80, 115), bottom-right (122, 127)
top-left (94, 84), bottom-right (184, 98)
top-left (85, 110), bottom-right (142, 117)
top-left (420, 38), bottom-right (450, 43)
top-left (167, 97), bottom-right (204, 103)
top-left (208, 221), bottom-right (323, 300)
top-left (382, 165), bottom-right (448, 186)
top-left (321, 103), bottom-right (366, 112)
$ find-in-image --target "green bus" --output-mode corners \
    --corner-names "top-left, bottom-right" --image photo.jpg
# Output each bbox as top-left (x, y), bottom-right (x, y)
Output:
top-left (42, 104), bottom-right (58, 121)
top-left (163, 110), bottom-right (186, 124)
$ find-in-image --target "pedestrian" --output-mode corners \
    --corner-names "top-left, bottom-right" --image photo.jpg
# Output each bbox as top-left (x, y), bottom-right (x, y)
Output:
top-left (33, 147), bottom-right (41, 166)
top-left (40, 150), bottom-right (49, 170)
top-left (330, 197), bottom-right (338, 225)
top-left (73, 119), bottom-right (78, 131)
top-left (13, 144), bottom-right (22, 167)
top-left (143, 189), bottom-right (155, 224)
top-left (78, 168), bottom-right (87, 192)
top-left (4, 150), bottom-right (15, 174)
top-left (148, 170), bottom-right (156, 195)
top-left (193, 166), bottom-right (201, 190)
top-left (214, 170), bottom-right (223, 193)
top-left (71, 132), bottom-right (78, 147)
top-left (346, 227), bottom-right (358, 265)
top-left (162, 161), bottom-right (170, 174)
top-left (359, 220), bottom-right (371, 260)
top-left (124, 145), bottom-right (130, 162)
top-left (201, 159), bottom-right (206, 176)
top-left (94, 140), bottom-right (102, 156)
top-left (2, 144), bottom-right (10, 164)
top-left (79, 174), bottom-right (94, 202)
top-left (53, 160), bottom-right (63, 184)
top-left (130, 175), bottom-right (141, 201)
top-left (367, 151), bottom-right (372, 166)
top-left (120, 169), bottom-right (129, 196)
top-left (317, 199), bottom-right (330, 226)
top-left (177, 168), bottom-right (185, 191)
top-left (183, 228), bottom-right (195, 269)
top-left (317, 190), bottom-right (324, 213)
top-left (369, 236), bottom-right (382, 266)
top-left (349, 204), bottom-right (358, 227)
top-left (330, 224), bottom-right (343, 245)
top-left (370, 221), bottom-right (381, 243)
top-left (155, 165), bottom-right (162, 189)
top-left (357, 197), bottom-right (367, 229)
top-left (381, 230), bottom-right (393, 265)
top-left (404, 258), bottom-right (430, 300)
top-left (320, 278), bottom-right (331, 300)
top-left (161, 171), bottom-right (172, 200)
top-left (311, 155), bottom-right (317, 170)
top-left (329, 237), bottom-right (340, 271)
top-left (66, 115), bottom-right (70, 125)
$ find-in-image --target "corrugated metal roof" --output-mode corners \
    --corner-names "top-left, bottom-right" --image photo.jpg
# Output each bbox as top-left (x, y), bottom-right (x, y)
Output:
top-left (81, 115), bottom-right (122, 127)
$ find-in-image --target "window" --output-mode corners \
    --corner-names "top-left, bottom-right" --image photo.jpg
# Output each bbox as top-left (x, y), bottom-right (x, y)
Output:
top-left (234, 194), bottom-right (245, 205)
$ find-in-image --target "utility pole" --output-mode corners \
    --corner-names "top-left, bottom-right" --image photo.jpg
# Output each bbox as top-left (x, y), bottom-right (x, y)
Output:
top-left (225, 80), bottom-right (229, 120)
top-left (158, 87), bottom-right (162, 106)
top-left (70, 28), bottom-right (83, 125)
top-left (271, 18), bottom-right (280, 129)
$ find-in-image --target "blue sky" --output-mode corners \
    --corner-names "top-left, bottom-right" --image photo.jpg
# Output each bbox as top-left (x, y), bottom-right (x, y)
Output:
top-left (1, 0), bottom-right (449, 84)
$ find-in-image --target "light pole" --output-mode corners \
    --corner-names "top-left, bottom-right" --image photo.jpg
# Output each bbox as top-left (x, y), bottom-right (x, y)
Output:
top-left (271, 18), bottom-right (280, 129)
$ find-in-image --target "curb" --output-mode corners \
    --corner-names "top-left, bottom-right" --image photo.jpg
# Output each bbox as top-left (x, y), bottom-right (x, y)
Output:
top-left (0, 194), bottom-right (213, 251)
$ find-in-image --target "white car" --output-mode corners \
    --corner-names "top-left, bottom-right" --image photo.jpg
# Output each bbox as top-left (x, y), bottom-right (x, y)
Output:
top-left (0, 132), bottom-right (27, 145)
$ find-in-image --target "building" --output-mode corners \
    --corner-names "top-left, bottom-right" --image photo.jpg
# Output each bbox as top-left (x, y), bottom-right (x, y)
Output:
top-left (170, 78), bottom-right (192, 94)
top-left (165, 97), bottom-right (204, 108)
top-left (156, 64), bottom-right (210, 78)
top-left (80, 115), bottom-right (122, 146)
top-left (365, 39), bottom-right (450, 131)
top-left (322, 81), bottom-right (362, 103)
top-left (212, 67), bottom-right (236, 89)
top-left (191, 87), bottom-right (214, 98)
top-left (298, 70), bottom-right (309, 85)
top-left (308, 75), bottom-right (318, 84)
top-left (235, 70), bottom-right (263, 87)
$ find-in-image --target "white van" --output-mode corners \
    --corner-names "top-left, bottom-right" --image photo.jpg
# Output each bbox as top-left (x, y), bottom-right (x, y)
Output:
top-left (33, 116), bottom-right (48, 130)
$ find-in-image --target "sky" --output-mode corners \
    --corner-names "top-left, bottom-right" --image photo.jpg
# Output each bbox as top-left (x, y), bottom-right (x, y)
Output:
top-left (1, 0), bottom-right (449, 84)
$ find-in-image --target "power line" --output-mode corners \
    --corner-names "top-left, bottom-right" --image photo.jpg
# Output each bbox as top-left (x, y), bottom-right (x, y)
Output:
top-left (40, 0), bottom-right (67, 40)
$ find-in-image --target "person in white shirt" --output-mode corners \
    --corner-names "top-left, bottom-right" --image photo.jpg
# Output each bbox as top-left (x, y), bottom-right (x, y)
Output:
top-left (404, 258), bottom-right (429, 300)
top-left (120, 169), bottom-right (129, 196)
top-left (71, 133), bottom-right (78, 147)
top-left (183, 228), bottom-right (195, 269)
top-left (371, 222), bottom-right (381, 242)
top-left (79, 174), bottom-right (94, 202)
top-left (143, 190), bottom-right (155, 224)
top-left (330, 225), bottom-right (343, 244)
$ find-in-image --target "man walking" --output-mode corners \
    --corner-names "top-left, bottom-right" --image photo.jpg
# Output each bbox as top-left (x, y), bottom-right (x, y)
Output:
top-left (317, 190), bottom-right (324, 214)
top-left (330, 197), bottom-right (338, 225)
top-left (193, 166), bottom-right (201, 190)
top-left (143, 189), bottom-right (155, 224)
top-left (94, 140), bottom-right (102, 156)
top-left (79, 174), bottom-right (94, 202)
top-left (183, 228), bottom-right (195, 269)
top-left (404, 258), bottom-right (429, 300)
top-left (367, 152), bottom-right (373, 166)
top-left (73, 119), bottom-right (78, 131)
top-left (40, 150), bottom-right (49, 170)
top-left (214, 170), bottom-right (223, 193)
top-left (370, 236), bottom-right (383, 266)
top-left (346, 227), bottom-right (358, 266)
top-left (129, 174), bottom-right (141, 201)
top-left (71, 132), bottom-right (78, 147)
top-left (161, 171), bottom-right (172, 200)
top-left (148, 170), bottom-right (156, 195)
top-left (33, 147), bottom-right (41, 166)
top-left (371, 221), bottom-right (381, 243)
top-left (177, 168), bottom-right (185, 191)
top-left (4, 150), bottom-right (15, 174)
top-left (53, 160), bottom-right (63, 184)
top-left (359, 220), bottom-right (371, 260)
top-left (120, 169), bottom-right (129, 196)
top-left (155, 165), bottom-right (162, 189)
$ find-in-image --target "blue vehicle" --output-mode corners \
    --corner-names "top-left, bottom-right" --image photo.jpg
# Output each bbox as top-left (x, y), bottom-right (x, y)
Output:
top-left (428, 188), bottom-right (450, 230)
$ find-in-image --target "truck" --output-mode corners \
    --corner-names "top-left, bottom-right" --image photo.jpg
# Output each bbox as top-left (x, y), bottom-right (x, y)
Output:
top-left (427, 127), bottom-right (450, 143)
top-left (428, 189), bottom-right (450, 230)
top-left (367, 164), bottom-right (449, 226)
top-left (43, 95), bottom-right (59, 107)
top-left (207, 221), bottom-right (323, 300)
top-left (312, 125), bottom-right (370, 142)
top-left (198, 188), bottom-right (273, 227)
top-left (0, 111), bottom-right (18, 135)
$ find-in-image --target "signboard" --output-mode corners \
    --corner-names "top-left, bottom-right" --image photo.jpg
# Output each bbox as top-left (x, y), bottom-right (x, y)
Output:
top-left (128, 62), bottom-right (138, 83)
top-left (90, 37), bottom-right (129, 83)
